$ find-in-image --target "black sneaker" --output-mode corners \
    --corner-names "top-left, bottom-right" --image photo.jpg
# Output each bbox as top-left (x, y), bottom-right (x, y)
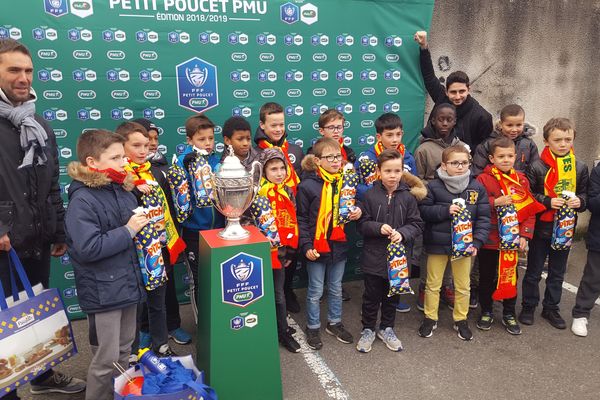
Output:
top-left (541, 309), bottom-right (566, 330)
top-left (325, 322), bottom-right (354, 343)
top-left (157, 344), bottom-right (178, 357)
top-left (306, 328), bottom-right (323, 350)
top-left (286, 292), bottom-right (301, 314)
top-left (29, 371), bottom-right (86, 395)
top-left (502, 314), bottom-right (522, 335)
top-left (287, 326), bottom-right (296, 335)
top-left (342, 287), bottom-right (351, 301)
top-left (279, 332), bottom-right (301, 353)
top-left (454, 320), bottom-right (473, 341)
top-left (518, 306), bottom-right (535, 325)
top-left (476, 312), bottom-right (494, 331)
top-left (418, 318), bottom-right (438, 338)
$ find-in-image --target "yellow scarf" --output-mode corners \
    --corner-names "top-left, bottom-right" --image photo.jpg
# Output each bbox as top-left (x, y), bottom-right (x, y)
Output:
top-left (314, 166), bottom-right (345, 253)
top-left (258, 179), bottom-right (299, 248)
top-left (540, 147), bottom-right (577, 222)
top-left (126, 161), bottom-right (186, 262)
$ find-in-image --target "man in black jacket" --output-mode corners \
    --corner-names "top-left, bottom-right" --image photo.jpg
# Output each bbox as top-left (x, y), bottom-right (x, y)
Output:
top-left (414, 31), bottom-right (493, 153)
top-left (0, 39), bottom-right (85, 398)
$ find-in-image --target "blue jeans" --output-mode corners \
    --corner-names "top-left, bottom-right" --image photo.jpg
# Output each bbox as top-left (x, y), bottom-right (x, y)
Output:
top-left (306, 260), bottom-right (346, 329)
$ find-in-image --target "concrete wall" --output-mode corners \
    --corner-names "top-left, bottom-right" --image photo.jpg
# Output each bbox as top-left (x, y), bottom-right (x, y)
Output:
top-left (426, 0), bottom-right (600, 168)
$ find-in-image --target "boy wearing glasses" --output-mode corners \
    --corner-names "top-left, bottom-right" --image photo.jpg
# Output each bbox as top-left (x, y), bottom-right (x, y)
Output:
top-left (418, 145), bottom-right (490, 340)
top-left (308, 109), bottom-right (356, 167)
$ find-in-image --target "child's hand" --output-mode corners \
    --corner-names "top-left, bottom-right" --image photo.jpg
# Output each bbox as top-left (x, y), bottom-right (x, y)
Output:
top-left (550, 197), bottom-right (566, 209)
top-left (306, 249), bottom-right (320, 261)
top-left (449, 204), bottom-right (461, 215)
top-left (390, 230), bottom-right (403, 243)
top-left (567, 196), bottom-right (581, 209)
top-left (380, 224), bottom-right (394, 236)
top-left (127, 213), bottom-right (149, 233)
top-left (494, 195), bottom-right (513, 207)
top-left (414, 31), bottom-right (428, 48)
top-left (348, 207), bottom-right (362, 221)
top-left (519, 237), bottom-right (529, 251)
top-left (468, 246), bottom-right (478, 257)
top-left (137, 184), bottom-right (152, 194)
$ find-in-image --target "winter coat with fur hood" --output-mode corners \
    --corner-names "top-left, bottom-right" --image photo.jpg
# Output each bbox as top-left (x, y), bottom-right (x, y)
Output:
top-left (357, 175), bottom-right (426, 278)
top-left (65, 163), bottom-right (145, 314)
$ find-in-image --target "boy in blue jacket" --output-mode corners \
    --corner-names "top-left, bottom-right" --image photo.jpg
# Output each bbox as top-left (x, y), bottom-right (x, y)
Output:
top-left (65, 130), bottom-right (149, 400)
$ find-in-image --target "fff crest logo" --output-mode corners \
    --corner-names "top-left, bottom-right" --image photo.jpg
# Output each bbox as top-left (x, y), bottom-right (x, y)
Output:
top-left (176, 57), bottom-right (219, 113)
top-left (280, 2), bottom-right (299, 24)
top-left (221, 252), bottom-right (263, 308)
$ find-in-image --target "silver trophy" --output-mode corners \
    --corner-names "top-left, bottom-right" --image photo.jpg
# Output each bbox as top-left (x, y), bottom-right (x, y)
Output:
top-left (201, 145), bottom-right (262, 240)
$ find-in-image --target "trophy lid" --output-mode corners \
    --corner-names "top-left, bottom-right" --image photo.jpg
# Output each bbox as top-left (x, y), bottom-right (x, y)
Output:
top-left (218, 145), bottom-right (249, 178)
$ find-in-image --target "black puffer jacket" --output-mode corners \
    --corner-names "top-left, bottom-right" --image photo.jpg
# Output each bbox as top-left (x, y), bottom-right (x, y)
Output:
top-left (0, 113), bottom-right (64, 258)
top-left (296, 155), bottom-right (349, 265)
top-left (419, 174), bottom-right (491, 254)
top-left (586, 164), bottom-right (600, 252)
top-left (526, 156), bottom-right (588, 238)
top-left (357, 178), bottom-right (426, 278)
top-left (419, 48), bottom-right (493, 151)
top-left (472, 122), bottom-right (539, 175)
top-left (254, 126), bottom-right (304, 174)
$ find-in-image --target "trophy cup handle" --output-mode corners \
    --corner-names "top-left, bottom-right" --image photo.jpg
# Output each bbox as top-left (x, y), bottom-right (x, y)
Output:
top-left (249, 160), bottom-right (263, 197)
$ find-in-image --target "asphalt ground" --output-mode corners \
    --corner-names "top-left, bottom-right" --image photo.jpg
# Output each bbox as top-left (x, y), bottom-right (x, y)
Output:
top-left (17, 240), bottom-right (600, 400)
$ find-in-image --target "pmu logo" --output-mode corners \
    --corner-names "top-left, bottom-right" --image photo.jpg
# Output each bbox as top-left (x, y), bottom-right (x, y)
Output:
top-left (283, 34), bottom-right (303, 46)
top-left (176, 57), bottom-right (219, 112)
top-left (228, 32), bottom-right (249, 45)
top-left (360, 102), bottom-right (378, 114)
top-left (288, 123), bottom-right (302, 132)
top-left (136, 30), bottom-right (159, 43)
top-left (231, 106), bottom-right (252, 118)
top-left (256, 33), bottom-right (276, 45)
top-left (199, 31), bottom-right (220, 44)
top-left (335, 103), bottom-right (353, 114)
top-left (102, 29), bottom-right (126, 42)
top-left (310, 34), bottom-right (329, 46)
top-left (73, 49), bottom-right (92, 59)
top-left (110, 108), bottom-right (134, 120)
top-left (168, 31), bottom-right (190, 44)
top-left (385, 35), bottom-right (403, 47)
top-left (59, 146), bottom-right (73, 158)
top-left (336, 34), bottom-right (354, 46)
top-left (284, 70), bottom-right (303, 82)
top-left (38, 69), bottom-right (62, 82)
top-left (386, 87), bottom-right (400, 95)
top-left (285, 105), bottom-right (304, 116)
top-left (362, 87), bottom-right (376, 96)
top-left (43, 108), bottom-right (68, 121)
top-left (143, 107), bottom-right (165, 120)
top-left (66, 28), bottom-right (91, 41)
top-left (310, 70), bottom-right (328, 81)
top-left (140, 51), bottom-right (158, 61)
top-left (77, 108), bottom-right (101, 121)
top-left (72, 68), bottom-right (96, 82)
top-left (70, 0), bottom-right (94, 18)
top-left (300, 3), bottom-right (318, 25)
top-left (139, 69), bottom-right (162, 82)
top-left (383, 102), bottom-right (401, 113)
top-left (311, 103), bottom-right (328, 115)
top-left (44, 0), bottom-right (69, 17)
top-left (230, 70), bottom-right (250, 83)
top-left (336, 69), bottom-right (353, 81)
top-left (106, 69), bottom-right (130, 82)
top-left (32, 27), bottom-right (57, 41)
top-left (360, 69), bottom-right (378, 81)
top-left (0, 26), bottom-right (20, 40)
top-left (44, 90), bottom-right (63, 100)
top-left (287, 88), bottom-right (301, 97)
top-left (280, 2), bottom-right (299, 24)
top-left (257, 70), bottom-right (277, 82)
top-left (361, 34), bottom-right (378, 47)
top-left (384, 69), bottom-right (402, 81)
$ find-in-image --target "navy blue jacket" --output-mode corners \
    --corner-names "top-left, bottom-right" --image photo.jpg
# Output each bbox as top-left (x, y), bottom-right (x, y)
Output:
top-left (586, 163), bottom-right (600, 252)
top-left (65, 163), bottom-right (145, 314)
top-left (419, 174), bottom-right (491, 255)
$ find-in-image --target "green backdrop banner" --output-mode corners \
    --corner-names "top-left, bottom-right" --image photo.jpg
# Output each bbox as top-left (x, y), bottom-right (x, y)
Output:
top-left (4, 0), bottom-right (434, 319)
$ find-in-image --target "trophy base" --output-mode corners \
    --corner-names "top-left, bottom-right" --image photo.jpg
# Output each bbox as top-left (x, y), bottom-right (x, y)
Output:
top-left (218, 218), bottom-right (250, 241)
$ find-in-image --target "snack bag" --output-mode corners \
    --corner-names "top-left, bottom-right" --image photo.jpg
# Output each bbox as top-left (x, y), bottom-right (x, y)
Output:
top-left (187, 150), bottom-right (213, 208)
top-left (338, 169), bottom-right (359, 224)
top-left (551, 191), bottom-right (576, 250)
top-left (387, 241), bottom-right (413, 296)
top-left (358, 157), bottom-right (379, 187)
top-left (167, 159), bottom-right (192, 223)
top-left (497, 204), bottom-right (520, 250)
top-left (249, 195), bottom-right (281, 247)
top-left (134, 206), bottom-right (167, 291)
top-left (451, 198), bottom-right (475, 260)
top-left (142, 187), bottom-right (167, 246)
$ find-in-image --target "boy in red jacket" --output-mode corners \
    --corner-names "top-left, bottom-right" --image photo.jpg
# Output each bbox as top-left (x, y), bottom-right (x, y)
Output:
top-left (476, 137), bottom-right (544, 334)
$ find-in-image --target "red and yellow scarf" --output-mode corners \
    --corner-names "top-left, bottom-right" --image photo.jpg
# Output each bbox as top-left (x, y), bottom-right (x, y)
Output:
top-left (126, 160), bottom-right (186, 262)
top-left (314, 166), bottom-right (346, 253)
top-left (258, 179), bottom-right (299, 249)
top-left (374, 141), bottom-right (405, 158)
top-left (338, 138), bottom-right (348, 162)
top-left (489, 166), bottom-right (545, 222)
top-left (540, 147), bottom-right (577, 222)
top-left (257, 139), bottom-right (301, 194)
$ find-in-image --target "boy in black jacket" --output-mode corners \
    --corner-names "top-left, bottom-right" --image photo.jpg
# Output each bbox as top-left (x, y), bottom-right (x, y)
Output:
top-left (418, 145), bottom-right (491, 340)
top-left (520, 118), bottom-right (588, 329)
top-left (356, 149), bottom-right (425, 352)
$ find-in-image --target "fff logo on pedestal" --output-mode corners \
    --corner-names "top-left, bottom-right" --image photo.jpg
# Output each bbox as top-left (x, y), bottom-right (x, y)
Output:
top-left (221, 252), bottom-right (263, 308)
top-left (176, 57), bottom-right (218, 113)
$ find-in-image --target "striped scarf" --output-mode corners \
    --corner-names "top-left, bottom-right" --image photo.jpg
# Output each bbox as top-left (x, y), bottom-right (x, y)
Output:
top-left (314, 166), bottom-right (346, 253)
top-left (257, 139), bottom-right (301, 194)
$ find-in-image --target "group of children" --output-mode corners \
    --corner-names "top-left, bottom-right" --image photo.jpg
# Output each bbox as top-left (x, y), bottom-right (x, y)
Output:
top-left (59, 34), bottom-right (600, 399)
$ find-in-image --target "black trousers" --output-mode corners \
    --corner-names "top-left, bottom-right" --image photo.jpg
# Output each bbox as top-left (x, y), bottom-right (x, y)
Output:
top-left (273, 267), bottom-right (288, 337)
top-left (0, 248), bottom-right (54, 399)
top-left (361, 273), bottom-right (399, 331)
top-left (478, 249), bottom-right (517, 316)
top-left (573, 250), bottom-right (600, 318)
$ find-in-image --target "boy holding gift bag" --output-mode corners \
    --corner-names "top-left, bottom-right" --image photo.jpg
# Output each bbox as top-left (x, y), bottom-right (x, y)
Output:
top-left (356, 149), bottom-right (424, 353)
top-left (65, 130), bottom-right (149, 400)
top-left (476, 137), bottom-right (544, 335)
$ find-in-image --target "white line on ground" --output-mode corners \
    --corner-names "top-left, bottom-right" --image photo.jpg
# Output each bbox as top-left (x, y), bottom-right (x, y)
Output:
top-left (519, 267), bottom-right (600, 306)
top-left (287, 316), bottom-right (350, 400)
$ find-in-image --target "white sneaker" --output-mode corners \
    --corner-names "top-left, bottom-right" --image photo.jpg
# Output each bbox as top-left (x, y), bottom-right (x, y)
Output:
top-left (356, 329), bottom-right (376, 353)
top-left (571, 317), bottom-right (588, 337)
top-left (377, 327), bottom-right (403, 352)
